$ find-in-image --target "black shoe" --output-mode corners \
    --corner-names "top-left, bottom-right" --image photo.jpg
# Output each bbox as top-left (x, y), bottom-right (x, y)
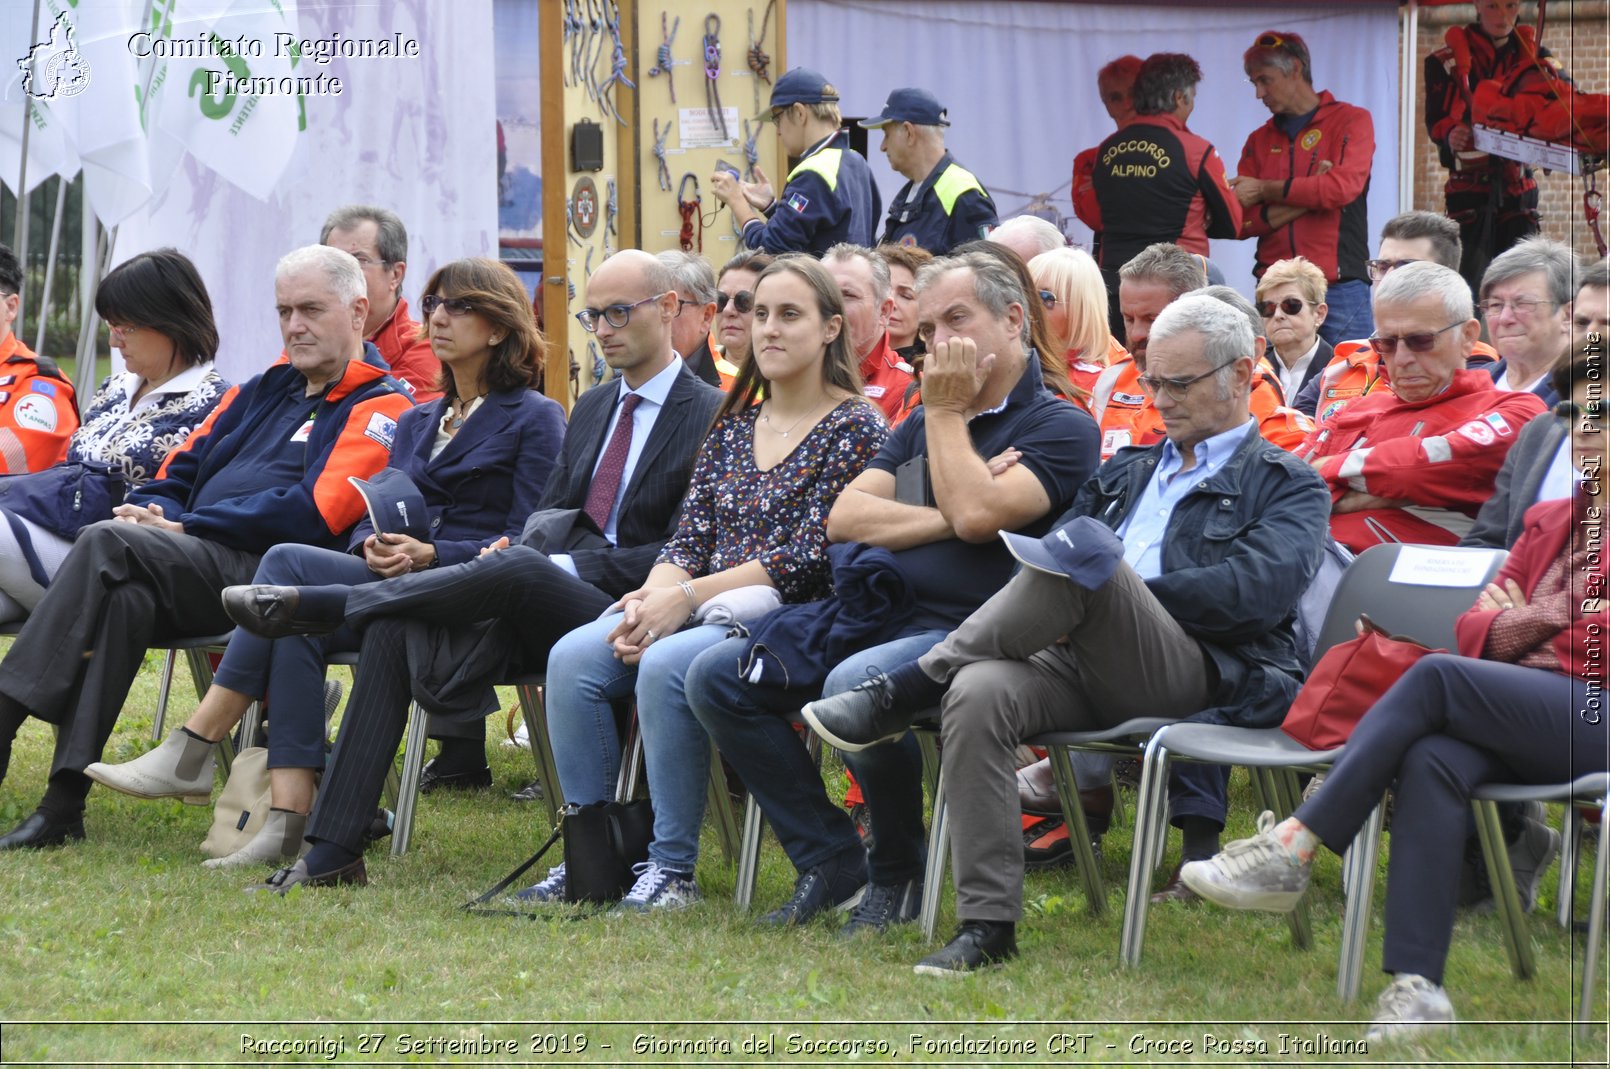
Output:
top-left (221, 585), bottom-right (340, 639)
top-left (758, 860), bottom-right (866, 926)
top-left (509, 778), bottom-right (545, 803)
top-left (802, 674), bottom-right (925, 753)
top-left (363, 808), bottom-right (394, 845)
top-left (839, 877), bottom-right (922, 937)
top-left (246, 856), bottom-right (368, 895)
top-left (418, 760), bottom-right (493, 794)
top-left (0, 809), bottom-right (85, 850)
top-left (914, 920), bottom-right (1018, 975)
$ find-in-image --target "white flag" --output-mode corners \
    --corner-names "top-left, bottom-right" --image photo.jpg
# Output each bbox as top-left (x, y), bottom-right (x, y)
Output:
top-left (0, 1), bottom-right (83, 195)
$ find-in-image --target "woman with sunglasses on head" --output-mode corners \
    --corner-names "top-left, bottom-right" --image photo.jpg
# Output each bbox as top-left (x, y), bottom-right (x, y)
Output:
top-left (712, 249), bottom-right (774, 380)
top-left (524, 255), bottom-right (887, 912)
top-left (1183, 347), bottom-right (1607, 1042)
top-left (1029, 246), bottom-right (1125, 416)
top-left (1255, 256), bottom-right (1335, 404)
top-left (84, 259), bottom-right (566, 869)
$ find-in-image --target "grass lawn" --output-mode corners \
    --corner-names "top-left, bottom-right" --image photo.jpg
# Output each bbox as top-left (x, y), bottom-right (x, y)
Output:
top-left (0, 645), bottom-right (1604, 1066)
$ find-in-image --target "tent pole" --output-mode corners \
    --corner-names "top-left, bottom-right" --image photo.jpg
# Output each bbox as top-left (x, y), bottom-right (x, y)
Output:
top-left (11, 0), bottom-right (45, 340)
top-left (33, 175), bottom-right (67, 355)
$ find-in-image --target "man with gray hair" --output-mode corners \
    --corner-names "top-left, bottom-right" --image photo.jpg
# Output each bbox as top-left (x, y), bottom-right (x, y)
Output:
top-left (802, 292), bottom-right (1331, 973)
top-left (1478, 236), bottom-right (1579, 403)
top-left (1299, 260), bottom-right (1547, 552)
top-left (654, 250), bottom-right (728, 389)
top-left (0, 245), bottom-right (414, 849)
top-left (987, 214), bottom-right (1064, 265)
top-left (822, 243), bottom-right (912, 420)
top-left (321, 204), bottom-right (442, 400)
top-left (859, 87), bottom-right (998, 254)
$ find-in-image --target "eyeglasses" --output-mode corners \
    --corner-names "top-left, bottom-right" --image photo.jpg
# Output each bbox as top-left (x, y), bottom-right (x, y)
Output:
top-left (1137, 359), bottom-right (1238, 401)
top-left (350, 254), bottom-right (391, 270)
top-left (1369, 321), bottom-right (1463, 356)
top-left (716, 290), bottom-right (754, 314)
top-left (106, 322), bottom-right (141, 337)
top-left (1480, 296), bottom-right (1552, 320)
top-left (1556, 399), bottom-right (1606, 426)
top-left (421, 295), bottom-right (475, 317)
top-left (1037, 289), bottom-right (1058, 310)
top-left (575, 292), bottom-right (668, 332)
top-left (1366, 257), bottom-right (1419, 282)
top-left (1258, 296), bottom-right (1311, 318)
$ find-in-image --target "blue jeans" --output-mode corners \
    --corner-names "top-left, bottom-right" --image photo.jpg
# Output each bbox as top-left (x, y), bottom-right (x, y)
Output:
top-left (830, 629), bottom-right (948, 885)
top-left (685, 637), bottom-right (865, 875)
top-left (544, 612), bottom-right (729, 874)
top-left (1317, 278), bottom-right (1372, 350)
top-left (210, 543), bottom-right (365, 769)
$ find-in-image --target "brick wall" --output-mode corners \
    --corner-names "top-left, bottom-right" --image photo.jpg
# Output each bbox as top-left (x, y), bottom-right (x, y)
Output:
top-left (1411, 2), bottom-right (1608, 263)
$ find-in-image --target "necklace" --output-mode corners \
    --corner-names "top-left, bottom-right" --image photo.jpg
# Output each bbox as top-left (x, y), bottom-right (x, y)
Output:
top-left (449, 392), bottom-right (485, 429)
top-left (759, 394), bottom-right (830, 438)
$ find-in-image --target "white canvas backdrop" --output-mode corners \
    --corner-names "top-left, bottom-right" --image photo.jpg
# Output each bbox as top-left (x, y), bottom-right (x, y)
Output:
top-left (112, 0), bottom-right (498, 385)
top-left (787, 0), bottom-right (1401, 296)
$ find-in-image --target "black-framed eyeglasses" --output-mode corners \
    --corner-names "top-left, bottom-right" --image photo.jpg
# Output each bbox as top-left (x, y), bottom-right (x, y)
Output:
top-left (1368, 321), bottom-right (1462, 356)
top-left (575, 292), bottom-right (668, 332)
top-left (1258, 296), bottom-right (1311, 318)
top-left (1137, 359), bottom-right (1238, 401)
top-left (1366, 257), bottom-right (1419, 282)
top-left (1556, 399), bottom-right (1606, 425)
top-left (1037, 289), bottom-right (1058, 310)
top-left (421, 295), bottom-right (475, 317)
top-left (716, 290), bottom-right (754, 314)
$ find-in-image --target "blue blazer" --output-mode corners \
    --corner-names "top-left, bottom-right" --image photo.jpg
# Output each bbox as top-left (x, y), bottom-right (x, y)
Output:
top-left (347, 386), bottom-right (566, 567)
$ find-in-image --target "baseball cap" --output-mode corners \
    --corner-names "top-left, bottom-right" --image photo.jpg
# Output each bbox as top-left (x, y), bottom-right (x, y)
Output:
top-left (348, 467), bottom-right (431, 542)
top-left (763, 67), bottom-right (839, 118)
top-left (859, 87), bottom-right (950, 129)
top-left (999, 516), bottom-right (1124, 590)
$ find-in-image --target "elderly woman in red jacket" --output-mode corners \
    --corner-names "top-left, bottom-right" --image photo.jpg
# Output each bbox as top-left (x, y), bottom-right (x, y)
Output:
top-left (1180, 346), bottom-right (1606, 1042)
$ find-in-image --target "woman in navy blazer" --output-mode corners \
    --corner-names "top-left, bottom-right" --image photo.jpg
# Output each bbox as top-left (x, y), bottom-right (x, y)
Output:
top-left (85, 259), bottom-right (565, 866)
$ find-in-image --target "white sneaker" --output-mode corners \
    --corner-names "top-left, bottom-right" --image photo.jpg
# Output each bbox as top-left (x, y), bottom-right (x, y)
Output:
top-left (614, 861), bottom-right (700, 913)
top-left (201, 809), bottom-right (306, 869)
top-left (1179, 810), bottom-right (1312, 913)
top-left (1364, 974), bottom-right (1455, 1043)
top-left (510, 862), bottom-right (567, 904)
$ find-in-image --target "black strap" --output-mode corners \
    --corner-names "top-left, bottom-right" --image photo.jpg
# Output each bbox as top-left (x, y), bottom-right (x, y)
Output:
top-left (459, 823), bottom-right (563, 916)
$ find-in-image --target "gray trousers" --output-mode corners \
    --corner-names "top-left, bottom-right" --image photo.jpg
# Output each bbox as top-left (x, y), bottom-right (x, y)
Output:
top-left (920, 562), bottom-right (1212, 921)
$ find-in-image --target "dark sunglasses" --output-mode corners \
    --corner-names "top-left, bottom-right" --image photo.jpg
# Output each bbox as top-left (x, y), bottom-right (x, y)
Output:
top-left (1258, 296), bottom-right (1310, 318)
top-left (1037, 289), bottom-right (1058, 310)
top-left (1368, 321), bottom-right (1462, 356)
top-left (421, 295), bottom-right (475, 317)
top-left (1366, 257), bottom-right (1419, 282)
top-left (1556, 399), bottom-right (1606, 423)
top-left (1255, 31), bottom-right (1296, 50)
top-left (716, 290), bottom-right (754, 314)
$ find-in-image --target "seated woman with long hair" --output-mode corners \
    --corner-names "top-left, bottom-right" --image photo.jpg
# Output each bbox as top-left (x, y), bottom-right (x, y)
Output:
top-left (521, 255), bottom-right (888, 911)
top-left (1029, 246), bottom-right (1124, 413)
top-left (83, 258), bottom-right (566, 867)
top-left (0, 249), bottom-right (229, 623)
top-left (1181, 348), bottom-right (1607, 1042)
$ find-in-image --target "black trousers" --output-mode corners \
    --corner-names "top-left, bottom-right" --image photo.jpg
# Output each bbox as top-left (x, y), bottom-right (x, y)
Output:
top-left (0, 520), bottom-right (258, 787)
top-left (308, 547), bottom-right (613, 851)
top-left (1294, 654), bottom-right (1605, 985)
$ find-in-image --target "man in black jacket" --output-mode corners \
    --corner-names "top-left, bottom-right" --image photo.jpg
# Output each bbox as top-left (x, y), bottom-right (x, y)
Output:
top-left (802, 295), bottom-right (1331, 973)
top-left (224, 249), bottom-right (723, 891)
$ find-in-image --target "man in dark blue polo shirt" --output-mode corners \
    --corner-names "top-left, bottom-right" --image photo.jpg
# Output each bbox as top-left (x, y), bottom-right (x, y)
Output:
top-left (862, 88), bottom-right (999, 255)
top-left (686, 250), bottom-right (1099, 931)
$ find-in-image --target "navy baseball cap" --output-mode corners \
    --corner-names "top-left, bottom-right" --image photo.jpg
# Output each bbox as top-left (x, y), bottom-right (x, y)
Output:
top-left (764, 67), bottom-right (839, 118)
top-left (348, 468), bottom-right (431, 543)
top-left (860, 87), bottom-right (950, 128)
top-left (999, 516), bottom-right (1125, 590)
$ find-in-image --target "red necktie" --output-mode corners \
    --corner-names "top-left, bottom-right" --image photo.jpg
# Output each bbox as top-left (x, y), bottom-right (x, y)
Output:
top-left (583, 392), bottom-right (643, 531)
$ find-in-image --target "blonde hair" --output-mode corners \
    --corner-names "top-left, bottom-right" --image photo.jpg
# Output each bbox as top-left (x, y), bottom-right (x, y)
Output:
top-left (1030, 247), bottom-right (1111, 361)
top-left (1256, 256), bottom-right (1328, 307)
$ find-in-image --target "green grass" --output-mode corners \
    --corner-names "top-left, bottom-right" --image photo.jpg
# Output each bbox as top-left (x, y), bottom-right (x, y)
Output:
top-left (0, 645), bottom-right (1604, 1066)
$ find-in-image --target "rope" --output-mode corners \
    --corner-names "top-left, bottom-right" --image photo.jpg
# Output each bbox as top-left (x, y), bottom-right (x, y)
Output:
top-left (703, 13), bottom-right (728, 141)
top-left (742, 119), bottom-right (761, 181)
top-left (647, 12), bottom-right (680, 104)
top-left (1586, 173), bottom-right (1607, 258)
top-left (678, 173), bottom-right (703, 252)
top-left (598, 1), bottom-right (634, 127)
top-left (652, 119), bottom-right (672, 192)
top-left (604, 177), bottom-right (618, 253)
top-left (747, 0), bottom-right (775, 111)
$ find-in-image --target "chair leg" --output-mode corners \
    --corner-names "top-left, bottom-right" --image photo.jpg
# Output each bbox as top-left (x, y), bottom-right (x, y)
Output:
top-left (1121, 731), bottom-right (1173, 967)
top-left (1558, 804), bottom-right (1583, 930)
top-left (1336, 800), bottom-right (1385, 1002)
top-left (515, 682), bottom-right (563, 828)
top-left (390, 700), bottom-right (430, 858)
top-left (1108, 760), bottom-right (1128, 827)
top-left (1269, 768), bottom-right (1313, 951)
top-left (1474, 797), bottom-right (1535, 979)
top-left (1579, 795), bottom-right (1608, 1033)
top-left (735, 795), bottom-right (765, 912)
top-left (615, 716), bottom-right (643, 803)
top-left (1047, 743), bottom-right (1105, 916)
top-left (707, 743), bottom-right (742, 866)
top-left (918, 764), bottom-right (949, 942)
top-left (152, 649), bottom-right (178, 741)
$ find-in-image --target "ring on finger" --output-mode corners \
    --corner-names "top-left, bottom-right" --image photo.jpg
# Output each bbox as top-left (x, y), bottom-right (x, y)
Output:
top-left (645, 630), bottom-right (658, 642)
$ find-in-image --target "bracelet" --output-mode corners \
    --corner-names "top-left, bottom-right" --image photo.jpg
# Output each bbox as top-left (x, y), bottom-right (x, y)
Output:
top-left (678, 580), bottom-right (698, 620)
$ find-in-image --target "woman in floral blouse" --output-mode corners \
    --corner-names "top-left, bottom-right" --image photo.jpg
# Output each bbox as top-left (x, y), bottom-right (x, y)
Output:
top-left (0, 249), bottom-right (228, 622)
top-left (532, 255), bottom-right (887, 911)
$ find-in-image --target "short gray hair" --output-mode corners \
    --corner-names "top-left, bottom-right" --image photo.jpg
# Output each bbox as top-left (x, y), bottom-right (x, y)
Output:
top-left (1119, 241), bottom-right (1208, 301)
top-left (320, 204), bottom-right (408, 265)
top-left (1133, 53), bottom-right (1202, 116)
top-left (276, 245), bottom-right (366, 306)
top-left (916, 250), bottom-right (1031, 348)
top-left (1195, 284), bottom-right (1267, 363)
top-left (1375, 260), bottom-right (1474, 323)
top-left (1580, 258), bottom-right (1610, 296)
top-left (988, 215), bottom-right (1064, 258)
top-left (823, 243), bottom-right (892, 304)
top-left (1150, 293), bottom-right (1255, 398)
top-left (655, 250), bottom-right (718, 304)
top-left (1480, 236), bottom-right (1578, 308)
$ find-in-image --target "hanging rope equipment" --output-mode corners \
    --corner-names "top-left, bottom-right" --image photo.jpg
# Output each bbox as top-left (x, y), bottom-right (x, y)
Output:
top-left (648, 12), bottom-right (680, 104)
top-left (678, 173), bottom-right (703, 252)
top-left (703, 14), bottom-right (728, 141)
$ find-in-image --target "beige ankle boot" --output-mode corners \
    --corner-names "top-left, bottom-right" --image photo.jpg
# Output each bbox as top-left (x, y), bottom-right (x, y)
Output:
top-left (201, 808), bottom-right (308, 868)
top-left (84, 729), bottom-right (216, 804)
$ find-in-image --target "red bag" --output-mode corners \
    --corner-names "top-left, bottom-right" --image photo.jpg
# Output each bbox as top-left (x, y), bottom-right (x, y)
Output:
top-left (1282, 615), bottom-right (1445, 751)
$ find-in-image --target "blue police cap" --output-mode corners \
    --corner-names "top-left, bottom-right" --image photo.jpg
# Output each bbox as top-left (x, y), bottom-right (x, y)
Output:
top-left (859, 87), bottom-right (950, 128)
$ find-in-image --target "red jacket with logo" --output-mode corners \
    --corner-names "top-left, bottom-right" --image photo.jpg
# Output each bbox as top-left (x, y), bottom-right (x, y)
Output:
top-left (0, 333), bottom-right (79, 473)
top-left (1299, 368), bottom-right (1546, 550)
top-left (859, 334), bottom-right (914, 423)
top-left (1092, 113), bottom-right (1241, 266)
top-left (370, 296), bottom-right (443, 402)
top-left (1237, 91), bottom-right (1375, 283)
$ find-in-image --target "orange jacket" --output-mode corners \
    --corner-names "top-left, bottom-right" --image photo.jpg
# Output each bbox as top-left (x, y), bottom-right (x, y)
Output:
top-left (1066, 337), bottom-right (1129, 418)
top-left (859, 334), bottom-right (915, 422)
top-left (370, 296), bottom-right (443, 402)
top-left (0, 334), bottom-right (79, 473)
top-left (1090, 353), bottom-right (1313, 460)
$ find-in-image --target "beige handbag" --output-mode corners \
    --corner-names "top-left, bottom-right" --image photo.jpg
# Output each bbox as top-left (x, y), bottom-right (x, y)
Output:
top-left (200, 747), bottom-right (276, 858)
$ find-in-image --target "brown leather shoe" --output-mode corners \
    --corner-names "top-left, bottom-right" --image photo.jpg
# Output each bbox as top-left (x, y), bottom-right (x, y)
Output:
top-left (246, 856), bottom-right (368, 895)
top-left (1149, 861), bottom-right (1201, 905)
top-left (1017, 758), bottom-right (1115, 824)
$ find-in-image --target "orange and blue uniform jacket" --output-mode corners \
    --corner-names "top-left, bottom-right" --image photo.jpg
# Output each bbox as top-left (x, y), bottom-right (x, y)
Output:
top-left (0, 333), bottom-right (79, 473)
